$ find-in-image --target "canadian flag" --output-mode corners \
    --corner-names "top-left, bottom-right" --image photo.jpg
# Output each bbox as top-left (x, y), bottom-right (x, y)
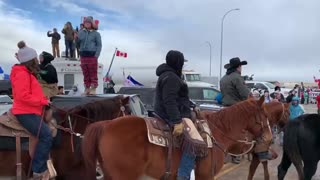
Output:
top-left (116, 50), bottom-right (127, 58)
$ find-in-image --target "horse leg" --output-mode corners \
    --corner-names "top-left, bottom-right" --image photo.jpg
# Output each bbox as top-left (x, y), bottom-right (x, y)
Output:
top-left (247, 154), bottom-right (259, 180)
top-left (277, 151), bottom-right (291, 180)
top-left (303, 160), bottom-right (318, 180)
top-left (262, 161), bottom-right (269, 180)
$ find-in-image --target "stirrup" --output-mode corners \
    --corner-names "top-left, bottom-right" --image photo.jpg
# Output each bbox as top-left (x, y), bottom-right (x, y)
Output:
top-left (47, 159), bottom-right (57, 178)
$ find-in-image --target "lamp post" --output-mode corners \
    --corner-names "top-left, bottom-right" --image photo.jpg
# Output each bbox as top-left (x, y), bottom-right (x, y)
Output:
top-left (219, 8), bottom-right (240, 82)
top-left (205, 41), bottom-right (212, 76)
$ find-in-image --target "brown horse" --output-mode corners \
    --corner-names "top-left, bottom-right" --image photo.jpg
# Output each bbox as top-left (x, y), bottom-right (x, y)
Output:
top-left (246, 101), bottom-right (290, 180)
top-left (81, 96), bottom-right (271, 180)
top-left (226, 101), bottom-right (290, 180)
top-left (0, 95), bottom-right (130, 180)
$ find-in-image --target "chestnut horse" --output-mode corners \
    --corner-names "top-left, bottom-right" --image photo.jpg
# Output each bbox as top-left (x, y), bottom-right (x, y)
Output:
top-left (226, 101), bottom-right (290, 180)
top-left (246, 102), bottom-right (290, 180)
top-left (81, 96), bottom-right (271, 180)
top-left (0, 95), bottom-right (130, 180)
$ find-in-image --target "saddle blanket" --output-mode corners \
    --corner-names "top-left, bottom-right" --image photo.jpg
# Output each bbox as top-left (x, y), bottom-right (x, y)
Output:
top-left (145, 117), bottom-right (213, 148)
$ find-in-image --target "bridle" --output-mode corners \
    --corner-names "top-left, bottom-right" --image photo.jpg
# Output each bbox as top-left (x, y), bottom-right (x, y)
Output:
top-left (207, 107), bottom-right (270, 157)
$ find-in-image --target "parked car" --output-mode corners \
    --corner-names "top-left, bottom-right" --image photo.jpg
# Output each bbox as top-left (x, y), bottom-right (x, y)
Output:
top-left (117, 86), bottom-right (224, 112)
top-left (245, 81), bottom-right (291, 98)
top-left (0, 80), bottom-right (12, 96)
top-left (117, 87), bottom-right (155, 111)
top-left (0, 95), bottom-right (13, 115)
top-left (51, 94), bottom-right (148, 118)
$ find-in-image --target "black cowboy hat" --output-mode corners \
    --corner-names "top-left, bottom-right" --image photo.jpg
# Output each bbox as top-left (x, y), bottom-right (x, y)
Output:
top-left (224, 57), bottom-right (247, 69)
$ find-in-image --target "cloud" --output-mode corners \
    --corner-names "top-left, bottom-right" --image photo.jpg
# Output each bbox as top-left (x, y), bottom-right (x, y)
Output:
top-left (44, 0), bottom-right (107, 18)
top-left (0, 0), bottom-right (164, 76)
top-left (1, 0), bottom-right (320, 83)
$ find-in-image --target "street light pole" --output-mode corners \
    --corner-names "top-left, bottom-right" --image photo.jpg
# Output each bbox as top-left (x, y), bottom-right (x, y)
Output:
top-left (205, 41), bottom-right (212, 76)
top-left (219, 8), bottom-right (240, 83)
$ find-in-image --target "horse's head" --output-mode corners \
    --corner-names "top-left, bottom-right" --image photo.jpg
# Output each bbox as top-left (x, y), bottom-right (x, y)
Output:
top-left (243, 96), bottom-right (270, 137)
top-left (264, 101), bottom-right (290, 128)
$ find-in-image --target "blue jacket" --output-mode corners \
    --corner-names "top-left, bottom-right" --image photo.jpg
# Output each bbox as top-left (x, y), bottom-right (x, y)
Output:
top-left (289, 97), bottom-right (304, 120)
top-left (215, 93), bottom-right (222, 104)
top-left (77, 29), bottom-right (102, 58)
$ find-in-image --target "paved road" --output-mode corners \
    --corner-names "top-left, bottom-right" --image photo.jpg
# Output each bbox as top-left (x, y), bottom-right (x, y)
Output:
top-left (216, 104), bottom-right (319, 180)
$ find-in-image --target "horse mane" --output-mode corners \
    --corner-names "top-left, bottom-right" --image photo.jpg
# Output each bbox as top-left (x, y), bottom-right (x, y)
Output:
top-left (206, 99), bottom-right (260, 132)
top-left (68, 95), bottom-right (125, 122)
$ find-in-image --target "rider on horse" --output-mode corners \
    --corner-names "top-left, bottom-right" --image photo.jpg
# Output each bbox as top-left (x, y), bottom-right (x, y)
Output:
top-left (11, 45), bottom-right (52, 179)
top-left (220, 57), bottom-right (273, 163)
top-left (154, 50), bottom-right (204, 180)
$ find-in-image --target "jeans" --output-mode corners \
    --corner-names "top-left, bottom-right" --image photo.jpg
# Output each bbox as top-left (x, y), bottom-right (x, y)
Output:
top-left (177, 152), bottom-right (196, 179)
top-left (16, 114), bottom-right (53, 173)
top-left (65, 40), bottom-right (74, 58)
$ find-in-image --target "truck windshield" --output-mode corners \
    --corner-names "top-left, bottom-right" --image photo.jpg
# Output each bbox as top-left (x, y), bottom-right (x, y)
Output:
top-left (186, 74), bottom-right (201, 81)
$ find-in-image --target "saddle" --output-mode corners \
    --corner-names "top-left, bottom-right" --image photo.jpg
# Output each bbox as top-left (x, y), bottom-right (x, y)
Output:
top-left (0, 109), bottom-right (57, 178)
top-left (0, 110), bottom-right (57, 139)
top-left (144, 112), bottom-right (212, 179)
top-left (144, 113), bottom-right (213, 148)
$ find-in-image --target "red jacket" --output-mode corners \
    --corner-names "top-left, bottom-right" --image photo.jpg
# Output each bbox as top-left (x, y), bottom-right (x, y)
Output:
top-left (316, 95), bottom-right (320, 109)
top-left (10, 65), bottom-right (48, 116)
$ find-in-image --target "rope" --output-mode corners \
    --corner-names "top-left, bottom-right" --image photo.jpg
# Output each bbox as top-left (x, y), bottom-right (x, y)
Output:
top-left (27, 107), bottom-right (46, 178)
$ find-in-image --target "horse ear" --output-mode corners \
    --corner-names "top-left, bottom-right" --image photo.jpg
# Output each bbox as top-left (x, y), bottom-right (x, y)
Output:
top-left (257, 95), bottom-right (265, 106)
top-left (121, 96), bottom-right (130, 105)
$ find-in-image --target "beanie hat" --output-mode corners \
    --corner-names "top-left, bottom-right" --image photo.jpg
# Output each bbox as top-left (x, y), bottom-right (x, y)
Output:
top-left (84, 16), bottom-right (94, 23)
top-left (40, 51), bottom-right (54, 62)
top-left (165, 50), bottom-right (185, 71)
top-left (17, 47), bottom-right (37, 63)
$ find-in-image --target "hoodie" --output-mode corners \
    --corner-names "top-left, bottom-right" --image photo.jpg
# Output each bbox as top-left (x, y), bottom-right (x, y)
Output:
top-left (154, 61), bottom-right (191, 126)
top-left (289, 96), bottom-right (304, 120)
top-left (10, 65), bottom-right (48, 115)
top-left (39, 52), bottom-right (58, 84)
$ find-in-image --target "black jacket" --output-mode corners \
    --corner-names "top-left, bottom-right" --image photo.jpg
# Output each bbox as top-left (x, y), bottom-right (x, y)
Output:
top-left (154, 63), bottom-right (191, 126)
top-left (39, 60), bottom-right (58, 84)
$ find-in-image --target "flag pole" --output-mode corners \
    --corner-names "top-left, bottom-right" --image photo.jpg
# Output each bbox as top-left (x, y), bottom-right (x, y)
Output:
top-left (106, 47), bottom-right (118, 78)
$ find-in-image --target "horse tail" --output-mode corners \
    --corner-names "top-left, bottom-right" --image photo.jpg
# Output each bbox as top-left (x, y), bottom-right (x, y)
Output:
top-left (82, 121), bottom-right (109, 177)
top-left (283, 121), bottom-right (304, 178)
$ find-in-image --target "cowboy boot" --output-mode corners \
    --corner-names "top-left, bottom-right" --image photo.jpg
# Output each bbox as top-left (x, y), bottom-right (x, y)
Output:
top-left (83, 87), bottom-right (90, 95)
top-left (89, 87), bottom-right (96, 95)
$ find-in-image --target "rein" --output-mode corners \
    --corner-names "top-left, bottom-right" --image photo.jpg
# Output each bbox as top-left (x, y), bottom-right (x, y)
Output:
top-left (48, 103), bottom-right (127, 152)
top-left (206, 108), bottom-right (270, 157)
top-left (208, 123), bottom-right (257, 157)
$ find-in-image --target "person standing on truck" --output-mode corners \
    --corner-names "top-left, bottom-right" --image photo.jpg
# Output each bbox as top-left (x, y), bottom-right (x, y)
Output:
top-left (76, 16), bottom-right (102, 95)
top-left (47, 28), bottom-right (61, 58)
top-left (62, 22), bottom-right (74, 58)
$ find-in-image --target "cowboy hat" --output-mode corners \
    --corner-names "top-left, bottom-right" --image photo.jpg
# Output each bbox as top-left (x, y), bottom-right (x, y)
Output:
top-left (224, 57), bottom-right (247, 69)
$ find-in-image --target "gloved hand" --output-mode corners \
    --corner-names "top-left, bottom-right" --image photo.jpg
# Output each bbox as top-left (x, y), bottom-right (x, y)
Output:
top-left (173, 123), bottom-right (184, 136)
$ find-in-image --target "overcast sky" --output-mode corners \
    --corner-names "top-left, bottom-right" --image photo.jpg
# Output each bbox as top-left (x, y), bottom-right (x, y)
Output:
top-left (0, 0), bottom-right (319, 82)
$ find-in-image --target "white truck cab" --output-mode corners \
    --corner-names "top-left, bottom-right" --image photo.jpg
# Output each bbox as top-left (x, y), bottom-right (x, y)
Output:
top-left (182, 70), bottom-right (217, 88)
